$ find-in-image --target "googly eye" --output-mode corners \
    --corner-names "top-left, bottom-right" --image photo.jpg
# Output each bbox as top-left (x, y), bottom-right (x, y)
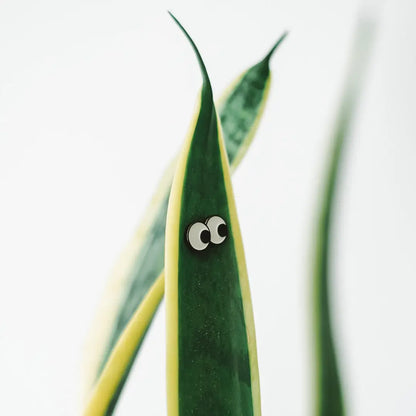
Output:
top-left (186, 222), bottom-right (210, 251)
top-left (205, 216), bottom-right (228, 245)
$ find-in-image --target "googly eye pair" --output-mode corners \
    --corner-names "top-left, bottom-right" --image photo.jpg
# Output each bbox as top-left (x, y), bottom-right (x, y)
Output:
top-left (186, 216), bottom-right (228, 251)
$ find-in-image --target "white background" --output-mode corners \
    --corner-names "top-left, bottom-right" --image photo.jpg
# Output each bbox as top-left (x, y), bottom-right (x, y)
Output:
top-left (0, 0), bottom-right (415, 415)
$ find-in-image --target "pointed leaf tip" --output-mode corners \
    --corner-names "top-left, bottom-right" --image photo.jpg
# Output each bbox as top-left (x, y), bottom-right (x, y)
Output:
top-left (263, 31), bottom-right (288, 64)
top-left (168, 11), bottom-right (212, 93)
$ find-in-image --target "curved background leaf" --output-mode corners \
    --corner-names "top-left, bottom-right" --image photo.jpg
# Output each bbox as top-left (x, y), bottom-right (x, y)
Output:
top-left (312, 16), bottom-right (375, 416)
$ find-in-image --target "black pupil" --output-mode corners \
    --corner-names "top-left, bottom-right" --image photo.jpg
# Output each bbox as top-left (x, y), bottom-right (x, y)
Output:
top-left (200, 229), bottom-right (210, 244)
top-left (218, 223), bottom-right (228, 238)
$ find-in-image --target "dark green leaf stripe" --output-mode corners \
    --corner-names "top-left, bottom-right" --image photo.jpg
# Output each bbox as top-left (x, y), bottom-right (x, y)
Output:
top-left (165, 14), bottom-right (260, 416)
top-left (84, 19), bottom-right (285, 413)
top-left (312, 18), bottom-right (375, 416)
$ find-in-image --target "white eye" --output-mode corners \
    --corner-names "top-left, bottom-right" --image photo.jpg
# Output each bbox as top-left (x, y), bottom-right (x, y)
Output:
top-left (186, 222), bottom-right (210, 251)
top-left (206, 216), bottom-right (228, 245)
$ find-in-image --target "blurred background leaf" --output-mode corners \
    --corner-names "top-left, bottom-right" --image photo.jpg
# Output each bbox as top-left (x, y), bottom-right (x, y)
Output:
top-left (312, 15), bottom-right (376, 416)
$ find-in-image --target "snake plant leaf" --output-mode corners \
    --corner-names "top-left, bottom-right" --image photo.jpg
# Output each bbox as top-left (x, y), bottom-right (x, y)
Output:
top-left (312, 17), bottom-right (375, 416)
top-left (165, 14), bottom-right (260, 416)
top-left (83, 19), bottom-right (285, 413)
top-left (83, 273), bottom-right (164, 416)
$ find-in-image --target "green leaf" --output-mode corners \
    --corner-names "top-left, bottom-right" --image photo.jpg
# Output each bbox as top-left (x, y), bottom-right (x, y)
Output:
top-left (83, 17), bottom-right (286, 415)
top-left (165, 13), bottom-right (260, 415)
top-left (312, 17), bottom-right (375, 416)
top-left (83, 273), bottom-right (164, 416)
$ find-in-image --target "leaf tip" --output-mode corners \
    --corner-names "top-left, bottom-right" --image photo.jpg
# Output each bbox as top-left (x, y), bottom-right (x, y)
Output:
top-left (263, 31), bottom-right (288, 64)
top-left (167, 11), bottom-right (211, 93)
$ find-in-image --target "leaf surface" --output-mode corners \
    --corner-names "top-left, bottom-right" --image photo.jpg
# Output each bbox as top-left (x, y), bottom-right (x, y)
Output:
top-left (165, 14), bottom-right (260, 416)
